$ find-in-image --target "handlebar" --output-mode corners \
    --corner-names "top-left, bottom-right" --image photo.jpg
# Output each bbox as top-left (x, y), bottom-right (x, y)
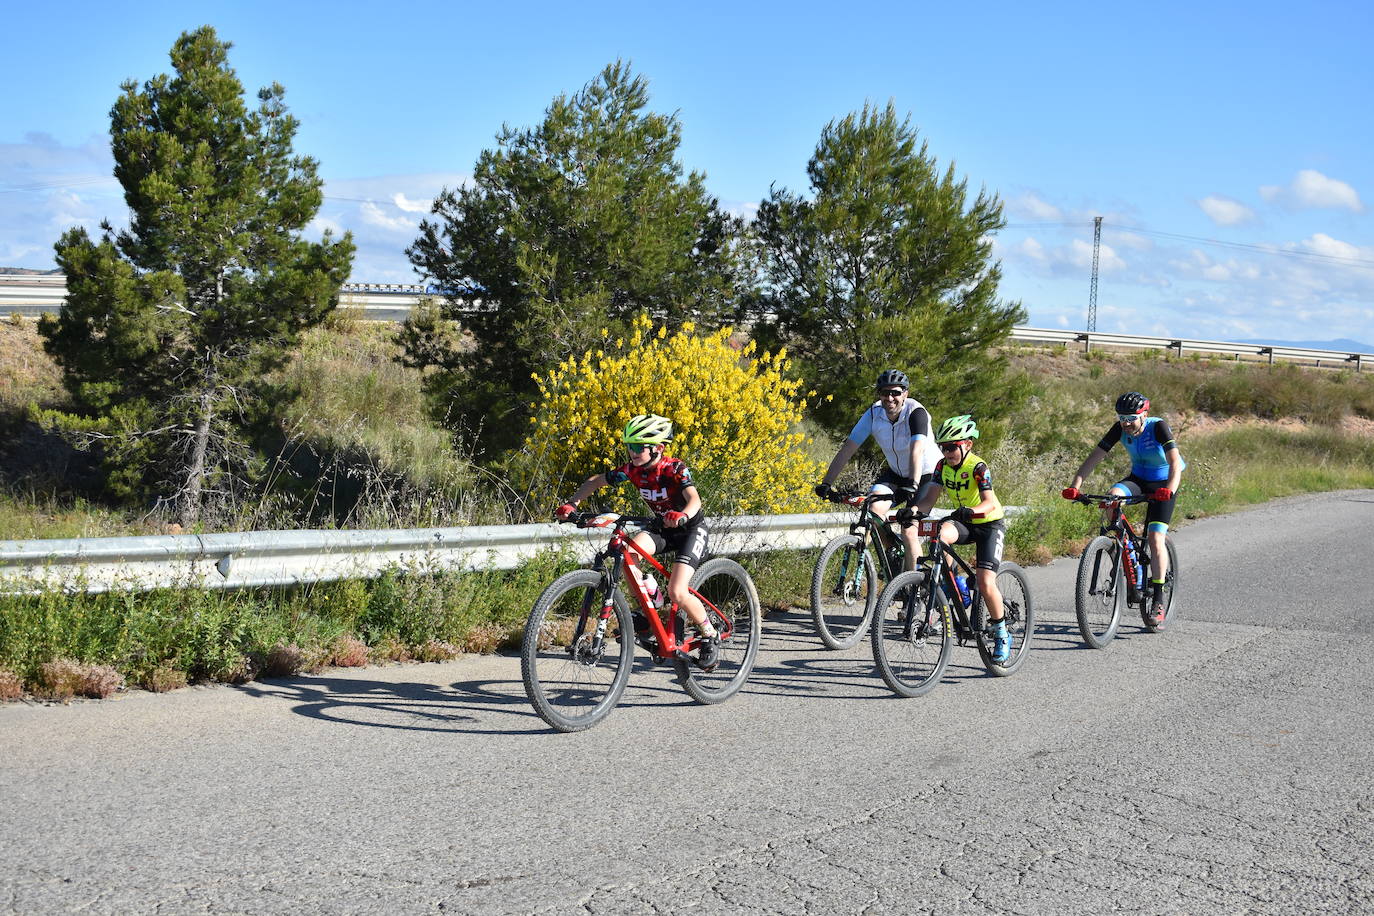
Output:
top-left (1073, 493), bottom-right (1152, 507)
top-left (556, 511), bottom-right (658, 530)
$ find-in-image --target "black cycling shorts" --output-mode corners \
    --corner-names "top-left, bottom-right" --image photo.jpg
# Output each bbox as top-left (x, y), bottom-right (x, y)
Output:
top-left (941, 517), bottom-right (1005, 572)
top-left (645, 517), bottom-right (710, 569)
top-left (1113, 475), bottom-right (1177, 528)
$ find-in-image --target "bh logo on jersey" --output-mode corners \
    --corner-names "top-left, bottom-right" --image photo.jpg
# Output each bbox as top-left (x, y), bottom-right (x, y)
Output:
top-left (640, 487), bottom-right (669, 502)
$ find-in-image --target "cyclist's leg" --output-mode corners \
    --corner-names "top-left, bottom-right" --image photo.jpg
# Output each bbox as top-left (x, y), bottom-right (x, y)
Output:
top-left (869, 469), bottom-right (904, 551)
top-left (1144, 495), bottom-right (1176, 624)
top-left (970, 523), bottom-right (1005, 621)
top-left (665, 523), bottom-right (713, 634)
top-left (898, 473), bottom-right (937, 570)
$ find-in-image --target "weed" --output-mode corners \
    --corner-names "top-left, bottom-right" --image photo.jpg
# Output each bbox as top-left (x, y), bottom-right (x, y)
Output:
top-left (142, 664), bottom-right (188, 693)
top-left (0, 667), bottom-right (22, 701)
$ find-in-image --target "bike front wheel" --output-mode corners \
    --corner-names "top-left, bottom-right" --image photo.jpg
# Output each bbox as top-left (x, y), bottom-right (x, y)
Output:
top-left (1074, 535), bottom-right (1123, 649)
top-left (675, 557), bottom-right (761, 704)
top-left (521, 569), bottom-right (634, 732)
top-left (976, 562), bottom-right (1035, 676)
top-left (871, 569), bottom-right (952, 697)
top-left (810, 533), bottom-right (878, 650)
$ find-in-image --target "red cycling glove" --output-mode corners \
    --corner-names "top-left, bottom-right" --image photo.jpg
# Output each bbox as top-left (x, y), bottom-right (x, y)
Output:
top-left (1061, 487), bottom-right (1080, 500)
top-left (1152, 487), bottom-right (1173, 502)
top-left (663, 510), bottom-right (686, 527)
top-left (555, 503), bottom-right (577, 520)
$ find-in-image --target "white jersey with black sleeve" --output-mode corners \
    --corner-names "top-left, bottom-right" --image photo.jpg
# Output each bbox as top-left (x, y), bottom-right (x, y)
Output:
top-left (846, 398), bottom-right (940, 480)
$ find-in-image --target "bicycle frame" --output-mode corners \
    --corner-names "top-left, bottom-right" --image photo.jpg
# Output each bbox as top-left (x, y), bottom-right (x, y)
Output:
top-left (1079, 495), bottom-right (1151, 602)
top-left (833, 491), bottom-right (908, 581)
top-left (571, 513), bottom-right (732, 662)
top-left (913, 516), bottom-right (982, 641)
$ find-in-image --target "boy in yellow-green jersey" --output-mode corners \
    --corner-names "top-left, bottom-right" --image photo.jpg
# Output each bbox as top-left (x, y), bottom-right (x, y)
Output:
top-left (911, 415), bottom-right (1012, 662)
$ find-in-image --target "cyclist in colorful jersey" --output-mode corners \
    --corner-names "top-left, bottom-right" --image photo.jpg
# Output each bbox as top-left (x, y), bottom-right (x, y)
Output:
top-left (910, 415), bottom-right (1014, 663)
top-left (556, 414), bottom-right (719, 669)
top-left (814, 369), bottom-right (940, 571)
top-left (1061, 391), bottom-right (1185, 628)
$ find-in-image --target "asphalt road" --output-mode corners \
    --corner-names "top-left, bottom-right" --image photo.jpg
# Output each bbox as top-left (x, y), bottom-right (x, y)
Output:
top-left (3, 490), bottom-right (1372, 915)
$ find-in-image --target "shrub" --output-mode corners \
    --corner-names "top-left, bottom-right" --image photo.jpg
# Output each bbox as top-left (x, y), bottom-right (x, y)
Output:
top-left (0, 667), bottom-right (23, 701)
top-left (260, 643), bottom-right (307, 679)
top-left (518, 315), bottom-right (824, 518)
top-left (329, 635), bottom-right (369, 668)
top-left (142, 664), bottom-right (188, 693)
top-left (36, 658), bottom-right (122, 701)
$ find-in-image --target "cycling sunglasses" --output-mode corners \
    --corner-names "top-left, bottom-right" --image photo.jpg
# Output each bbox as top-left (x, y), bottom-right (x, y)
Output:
top-left (1117, 413), bottom-right (1145, 423)
top-left (626, 443), bottom-right (654, 454)
top-left (878, 388), bottom-right (906, 398)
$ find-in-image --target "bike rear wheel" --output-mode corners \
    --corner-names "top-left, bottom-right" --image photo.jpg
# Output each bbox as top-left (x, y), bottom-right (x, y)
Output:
top-left (809, 533), bottom-right (878, 650)
top-left (871, 569), bottom-right (952, 697)
top-left (1075, 535), bottom-right (1123, 648)
top-left (674, 557), bottom-right (761, 704)
top-left (1141, 536), bottom-right (1180, 632)
top-left (976, 562), bottom-right (1034, 676)
top-left (521, 569), bottom-right (634, 732)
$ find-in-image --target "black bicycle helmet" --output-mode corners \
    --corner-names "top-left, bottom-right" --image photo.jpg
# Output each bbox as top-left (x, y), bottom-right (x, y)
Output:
top-left (1115, 391), bottom-right (1150, 415)
top-left (875, 369), bottom-right (909, 390)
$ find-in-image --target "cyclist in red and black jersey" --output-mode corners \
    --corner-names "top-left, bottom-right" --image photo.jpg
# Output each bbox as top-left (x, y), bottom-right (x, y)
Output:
top-left (556, 414), bottom-right (719, 669)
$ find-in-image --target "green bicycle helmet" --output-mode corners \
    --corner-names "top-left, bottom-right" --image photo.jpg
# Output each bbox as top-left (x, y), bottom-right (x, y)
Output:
top-left (934, 414), bottom-right (979, 443)
top-left (622, 414), bottom-right (673, 445)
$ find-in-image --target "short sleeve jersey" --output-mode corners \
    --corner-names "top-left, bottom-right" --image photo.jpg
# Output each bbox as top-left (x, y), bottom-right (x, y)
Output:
top-left (847, 399), bottom-right (939, 480)
top-left (934, 451), bottom-right (1005, 523)
top-left (609, 456), bottom-right (700, 522)
top-left (1096, 416), bottom-right (1185, 483)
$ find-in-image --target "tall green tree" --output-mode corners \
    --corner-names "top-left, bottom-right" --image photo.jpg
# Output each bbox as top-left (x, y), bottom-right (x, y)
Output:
top-left (39, 26), bottom-right (354, 527)
top-left (749, 102), bottom-right (1027, 434)
top-left (404, 61), bottom-right (743, 453)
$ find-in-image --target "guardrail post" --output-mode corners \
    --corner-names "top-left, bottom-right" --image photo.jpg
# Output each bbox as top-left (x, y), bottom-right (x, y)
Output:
top-left (1169, 340), bottom-right (1183, 357)
top-left (1260, 346), bottom-right (1274, 365)
top-left (1349, 354), bottom-right (1364, 373)
top-left (1076, 333), bottom-right (1090, 353)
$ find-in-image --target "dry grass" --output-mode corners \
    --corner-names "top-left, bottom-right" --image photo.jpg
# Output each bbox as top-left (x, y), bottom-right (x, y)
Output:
top-left (0, 667), bottom-right (23, 701)
top-left (260, 644), bottom-right (307, 679)
top-left (142, 664), bottom-right (189, 693)
top-left (36, 658), bottom-right (123, 701)
top-left (414, 639), bottom-right (462, 662)
top-left (329, 635), bottom-right (370, 667)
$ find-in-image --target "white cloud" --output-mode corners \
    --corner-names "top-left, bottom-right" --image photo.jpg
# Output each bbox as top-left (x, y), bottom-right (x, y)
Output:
top-left (1301, 232), bottom-right (1365, 261)
top-left (1197, 194), bottom-right (1256, 226)
top-left (1260, 169), bottom-right (1363, 212)
top-left (1009, 192), bottom-right (1062, 221)
top-left (392, 192), bottom-right (432, 213)
top-left (359, 201), bottom-right (418, 233)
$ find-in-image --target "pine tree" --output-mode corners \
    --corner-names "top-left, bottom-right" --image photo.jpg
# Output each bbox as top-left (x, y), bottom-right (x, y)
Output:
top-left (39, 26), bottom-right (354, 526)
top-left (749, 102), bottom-right (1027, 435)
top-left (404, 61), bottom-right (743, 453)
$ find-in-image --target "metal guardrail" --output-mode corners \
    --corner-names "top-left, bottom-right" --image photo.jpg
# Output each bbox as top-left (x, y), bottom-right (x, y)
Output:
top-left (0, 508), bottom-right (1021, 595)
top-left (0, 511), bottom-right (958, 594)
top-left (1009, 326), bottom-right (1369, 370)
top-left (4, 276), bottom-right (1368, 369)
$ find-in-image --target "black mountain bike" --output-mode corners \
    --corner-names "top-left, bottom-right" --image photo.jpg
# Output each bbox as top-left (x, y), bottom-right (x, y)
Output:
top-left (870, 513), bottom-right (1035, 697)
top-left (810, 491), bottom-right (913, 650)
top-left (1071, 493), bottom-right (1179, 648)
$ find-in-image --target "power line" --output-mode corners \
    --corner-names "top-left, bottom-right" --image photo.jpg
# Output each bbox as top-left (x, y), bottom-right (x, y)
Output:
top-left (1004, 220), bottom-right (1374, 271)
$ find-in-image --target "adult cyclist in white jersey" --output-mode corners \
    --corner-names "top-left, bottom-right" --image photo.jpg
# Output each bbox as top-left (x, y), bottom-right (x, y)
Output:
top-left (814, 369), bottom-right (940, 570)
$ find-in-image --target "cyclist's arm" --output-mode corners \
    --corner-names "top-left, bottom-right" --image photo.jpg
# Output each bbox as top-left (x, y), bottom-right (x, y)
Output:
top-left (1164, 446), bottom-right (1183, 493)
top-left (905, 406), bottom-right (931, 478)
top-left (914, 479), bottom-right (944, 516)
top-left (820, 438), bottom-right (861, 487)
top-left (1069, 446), bottom-right (1110, 490)
top-left (565, 473), bottom-right (610, 506)
top-left (679, 483), bottom-right (702, 521)
top-left (971, 485), bottom-right (1003, 518)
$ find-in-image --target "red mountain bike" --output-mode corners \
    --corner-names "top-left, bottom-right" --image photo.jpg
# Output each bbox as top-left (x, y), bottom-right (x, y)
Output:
top-left (1070, 493), bottom-right (1179, 648)
top-left (521, 511), bottom-right (761, 732)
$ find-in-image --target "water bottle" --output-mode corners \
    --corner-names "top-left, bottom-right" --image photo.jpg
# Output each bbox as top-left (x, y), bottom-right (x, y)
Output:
top-left (1124, 540), bottom-right (1144, 591)
top-left (887, 541), bottom-right (904, 572)
top-left (643, 573), bottom-right (664, 609)
top-left (954, 573), bottom-right (972, 607)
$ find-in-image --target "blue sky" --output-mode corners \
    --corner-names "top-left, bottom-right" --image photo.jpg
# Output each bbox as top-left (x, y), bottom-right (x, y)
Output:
top-left (3, 0), bottom-right (1372, 345)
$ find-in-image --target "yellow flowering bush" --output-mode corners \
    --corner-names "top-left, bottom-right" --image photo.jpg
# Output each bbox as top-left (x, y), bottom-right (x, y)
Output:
top-left (517, 315), bottom-right (824, 517)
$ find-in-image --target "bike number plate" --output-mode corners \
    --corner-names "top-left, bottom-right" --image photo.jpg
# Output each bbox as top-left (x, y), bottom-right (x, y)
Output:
top-left (917, 519), bottom-right (940, 538)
